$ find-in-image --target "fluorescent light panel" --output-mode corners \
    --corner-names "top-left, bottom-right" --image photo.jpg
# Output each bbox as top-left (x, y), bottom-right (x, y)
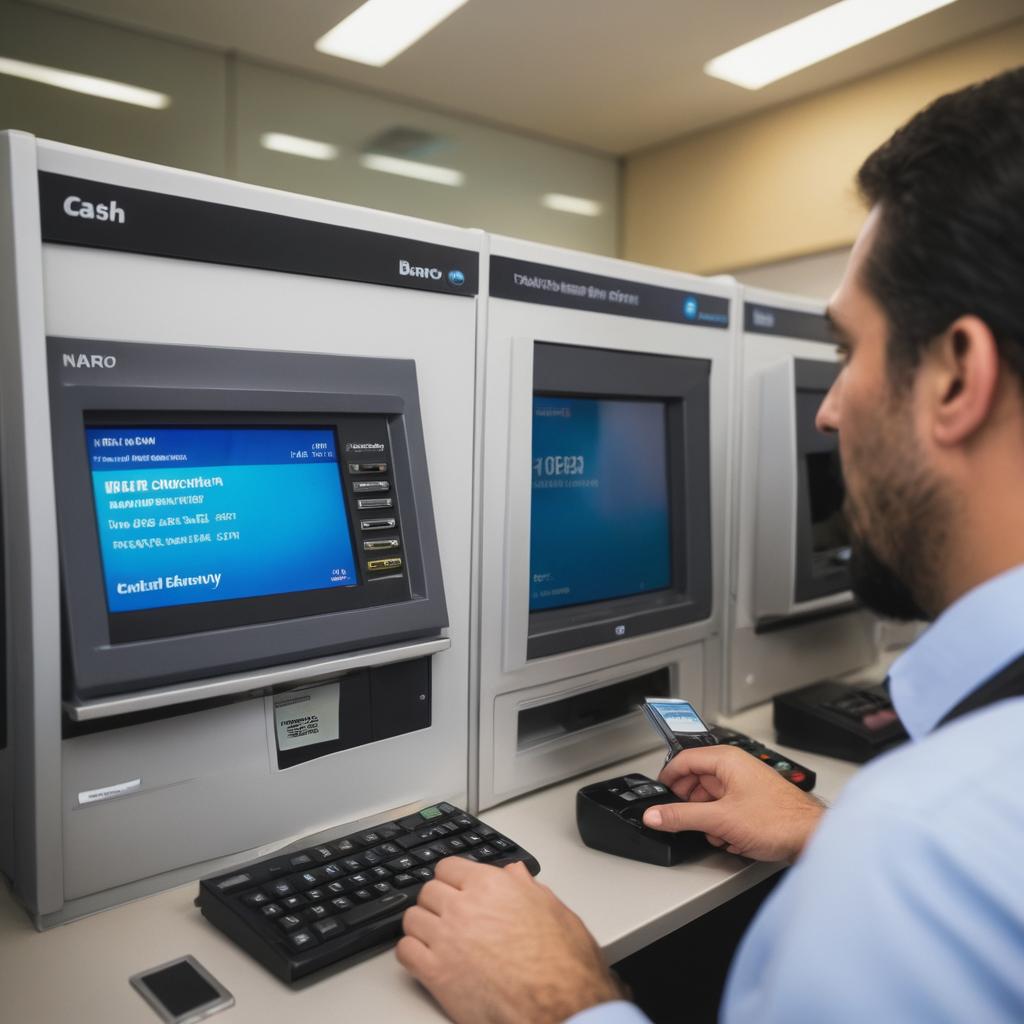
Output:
top-left (542, 193), bottom-right (603, 217)
top-left (260, 132), bottom-right (339, 161)
top-left (0, 56), bottom-right (170, 108)
top-left (704, 0), bottom-right (959, 90)
top-left (316, 0), bottom-right (469, 67)
top-left (360, 153), bottom-right (464, 186)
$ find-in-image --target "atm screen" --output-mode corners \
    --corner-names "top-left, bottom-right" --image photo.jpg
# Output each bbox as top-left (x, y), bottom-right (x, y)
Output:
top-left (86, 426), bottom-right (359, 613)
top-left (805, 449), bottom-right (849, 554)
top-left (529, 395), bottom-right (672, 612)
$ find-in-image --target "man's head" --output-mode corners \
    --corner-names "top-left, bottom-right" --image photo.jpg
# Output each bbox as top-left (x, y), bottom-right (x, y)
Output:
top-left (817, 67), bottom-right (1024, 621)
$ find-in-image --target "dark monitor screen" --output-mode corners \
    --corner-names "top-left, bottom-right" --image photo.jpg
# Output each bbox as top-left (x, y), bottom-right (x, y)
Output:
top-left (86, 426), bottom-right (359, 614)
top-left (529, 395), bottom-right (671, 612)
top-left (805, 450), bottom-right (849, 554)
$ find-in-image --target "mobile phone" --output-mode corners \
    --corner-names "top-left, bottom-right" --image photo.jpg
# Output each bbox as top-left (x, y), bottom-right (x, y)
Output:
top-left (129, 956), bottom-right (234, 1024)
top-left (641, 697), bottom-right (717, 759)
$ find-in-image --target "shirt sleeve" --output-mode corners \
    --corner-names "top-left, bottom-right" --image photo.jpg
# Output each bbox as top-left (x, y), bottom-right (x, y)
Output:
top-left (564, 1000), bottom-right (653, 1024)
top-left (722, 777), bottom-right (1024, 1024)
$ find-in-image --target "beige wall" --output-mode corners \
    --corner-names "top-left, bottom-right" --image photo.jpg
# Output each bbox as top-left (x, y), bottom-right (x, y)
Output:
top-left (623, 21), bottom-right (1024, 276)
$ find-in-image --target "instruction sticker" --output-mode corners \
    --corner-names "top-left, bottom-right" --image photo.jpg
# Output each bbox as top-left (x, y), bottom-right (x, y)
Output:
top-left (273, 683), bottom-right (340, 751)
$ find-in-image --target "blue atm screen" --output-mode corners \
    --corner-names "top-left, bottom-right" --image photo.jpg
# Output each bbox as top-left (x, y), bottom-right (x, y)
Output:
top-left (87, 426), bottom-right (359, 613)
top-left (530, 396), bottom-right (671, 612)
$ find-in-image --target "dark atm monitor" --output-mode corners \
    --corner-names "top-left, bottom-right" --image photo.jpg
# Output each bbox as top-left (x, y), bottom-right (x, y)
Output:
top-left (49, 338), bottom-right (447, 704)
top-left (794, 359), bottom-right (851, 603)
top-left (527, 343), bottom-right (712, 660)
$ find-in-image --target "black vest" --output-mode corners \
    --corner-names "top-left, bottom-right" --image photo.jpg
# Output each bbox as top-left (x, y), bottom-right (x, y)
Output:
top-left (937, 650), bottom-right (1024, 728)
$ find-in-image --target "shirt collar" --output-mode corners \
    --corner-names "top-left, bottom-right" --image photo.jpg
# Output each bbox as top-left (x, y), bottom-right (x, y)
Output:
top-left (888, 563), bottom-right (1024, 739)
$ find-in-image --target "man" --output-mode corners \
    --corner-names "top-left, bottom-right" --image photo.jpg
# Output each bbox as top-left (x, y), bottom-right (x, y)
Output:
top-left (397, 67), bottom-right (1024, 1023)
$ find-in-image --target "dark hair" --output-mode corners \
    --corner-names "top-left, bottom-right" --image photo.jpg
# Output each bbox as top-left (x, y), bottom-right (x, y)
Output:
top-left (857, 66), bottom-right (1024, 384)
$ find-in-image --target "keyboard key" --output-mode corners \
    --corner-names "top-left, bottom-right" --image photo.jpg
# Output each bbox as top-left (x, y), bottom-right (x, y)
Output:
top-left (322, 863), bottom-right (343, 879)
top-left (288, 929), bottom-right (317, 952)
top-left (438, 802), bottom-right (457, 815)
top-left (475, 845), bottom-right (498, 859)
top-left (412, 866), bottom-right (434, 881)
top-left (462, 832), bottom-right (484, 846)
top-left (369, 866), bottom-right (391, 880)
top-left (475, 824), bottom-right (496, 838)
top-left (306, 903), bottom-right (330, 920)
top-left (491, 837), bottom-right (516, 853)
top-left (326, 881), bottom-right (346, 896)
top-left (330, 896), bottom-right (354, 912)
top-left (277, 914), bottom-right (303, 932)
top-left (362, 850), bottom-right (383, 866)
top-left (264, 880), bottom-right (294, 899)
top-left (453, 815), bottom-right (475, 828)
top-left (261, 903), bottom-right (283, 919)
top-left (386, 855), bottom-right (417, 872)
top-left (216, 872), bottom-right (254, 894)
top-left (282, 895), bottom-right (306, 911)
top-left (392, 873), bottom-right (418, 888)
top-left (312, 846), bottom-right (335, 862)
top-left (378, 842), bottom-right (402, 857)
top-left (290, 854), bottom-right (314, 869)
top-left (341, 858), bottom-right (363, 873)
top-left (412, 847), bottom-right (440, 863)
top-left (378, 825), bottom-right (403, 840)
top-left (340, 892), bottom-right (410, 928)
top-left (446, 837), bottom-right (467, 852)
top-left (306, 888), bottom-right (326, 902)
top-left (243, 891), bottom-right (272, 908)
top-left (351, 888), bottom-right (375, 903)
top-left (313, 917), bottom-right (345, 941)
top-left (298, 871), bottom-right (322, 889)
top-left (334, 839), bottom-right (357, 856)
top-left (357, 831), bottom-right (383, 847)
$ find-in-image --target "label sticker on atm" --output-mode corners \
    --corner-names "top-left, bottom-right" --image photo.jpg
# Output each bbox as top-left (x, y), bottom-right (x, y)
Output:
top-left (273, 684), bottom-right (340, 751)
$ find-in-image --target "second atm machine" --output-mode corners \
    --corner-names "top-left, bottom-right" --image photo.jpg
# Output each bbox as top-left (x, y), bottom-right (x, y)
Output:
top-left (0, 133), bottom-right (480, 927)
top-left (472, 237), bottom-right (736, 810)
top-left (723, 287), bottom-right (878, 714)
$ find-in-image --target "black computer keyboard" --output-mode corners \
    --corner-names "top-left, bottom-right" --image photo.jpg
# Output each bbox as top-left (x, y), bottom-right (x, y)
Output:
top-left (197, 802), bottom-right (540, 983)
top-left (709, 725), bottom-right (817, 791)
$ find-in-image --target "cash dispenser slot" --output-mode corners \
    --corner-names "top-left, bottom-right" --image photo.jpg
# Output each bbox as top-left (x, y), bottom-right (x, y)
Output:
top-left (516, 667), bottom-right (670, 751)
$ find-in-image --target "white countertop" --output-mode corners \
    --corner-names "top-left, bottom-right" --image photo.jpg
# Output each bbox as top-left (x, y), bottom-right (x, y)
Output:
top-left (0, 697), bottom-right (865, 1023)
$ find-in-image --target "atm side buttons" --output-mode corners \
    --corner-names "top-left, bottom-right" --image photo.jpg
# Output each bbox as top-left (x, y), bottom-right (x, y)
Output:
top-left (363, 539), bottom-right (400, 552)
top-left (367, 557), bottom-right (402, 572)
top-left (360, 517), bottom-right (396, 531)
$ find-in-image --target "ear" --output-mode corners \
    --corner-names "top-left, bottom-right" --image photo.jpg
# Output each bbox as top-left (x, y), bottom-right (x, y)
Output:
top-left (926, 315), bottom-right (1001, 447)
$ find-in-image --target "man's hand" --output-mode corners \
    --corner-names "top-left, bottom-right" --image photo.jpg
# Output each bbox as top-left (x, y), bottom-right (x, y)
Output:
top-left (643, 745), bottom-right (826, 862)
top-left (397, 856), bottom-right (622, 1024)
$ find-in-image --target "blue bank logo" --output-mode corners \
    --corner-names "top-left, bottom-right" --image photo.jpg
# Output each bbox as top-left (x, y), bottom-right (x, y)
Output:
top-left (683, 295), bottom-right (699, 321)
top-left (448, 269), bottom-right (466, 287)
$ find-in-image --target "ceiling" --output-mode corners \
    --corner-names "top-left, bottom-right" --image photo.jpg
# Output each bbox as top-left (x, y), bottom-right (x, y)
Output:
top-left (20, 0), bottom-right (1024, 154)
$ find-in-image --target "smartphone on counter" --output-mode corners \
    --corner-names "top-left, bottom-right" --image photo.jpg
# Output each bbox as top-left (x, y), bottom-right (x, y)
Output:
top-left (641, 697), bottom-right (718, 760)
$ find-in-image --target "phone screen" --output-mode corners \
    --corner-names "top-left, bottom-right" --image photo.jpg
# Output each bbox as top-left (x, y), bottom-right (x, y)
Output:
top-left (646, 699), bottom-right (709, 735)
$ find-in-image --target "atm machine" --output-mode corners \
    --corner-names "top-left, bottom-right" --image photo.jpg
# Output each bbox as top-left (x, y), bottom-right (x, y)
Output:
top-left (472, 236), bottom-right (737, 810)
top-left (723, 286), bottom-right (878, 714)
top-left (0, 130), bottom-right (481, 927)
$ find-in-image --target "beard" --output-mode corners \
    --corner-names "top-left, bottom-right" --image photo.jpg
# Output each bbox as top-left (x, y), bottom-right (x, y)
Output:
top-left (847, 529), bottom-right (928, 621)
top-left (840, 421), bottom-right (952, 623)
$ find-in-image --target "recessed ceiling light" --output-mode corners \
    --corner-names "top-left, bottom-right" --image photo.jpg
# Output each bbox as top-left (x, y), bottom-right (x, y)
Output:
top-left (542, 193), bottom-right (603, 217)
top-left (704, 0), bottom-right (959, 91)
top-left (360, 153), bottom-right (465, 186)
top-left (315, 0), bottom-right (470, 67)
top-left (0, 56), bottom-right (170, 109)
top-left (260, 132), bottom-right (339, 161)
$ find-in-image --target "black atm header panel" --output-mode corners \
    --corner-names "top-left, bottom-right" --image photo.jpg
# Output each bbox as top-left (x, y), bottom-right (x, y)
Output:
top-left (38, 172), bottom-right (478, 297)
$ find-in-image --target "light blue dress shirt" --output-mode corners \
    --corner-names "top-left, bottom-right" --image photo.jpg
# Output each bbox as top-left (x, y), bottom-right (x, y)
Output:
top-left (569, 563), bottom-right (1024, 1024)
